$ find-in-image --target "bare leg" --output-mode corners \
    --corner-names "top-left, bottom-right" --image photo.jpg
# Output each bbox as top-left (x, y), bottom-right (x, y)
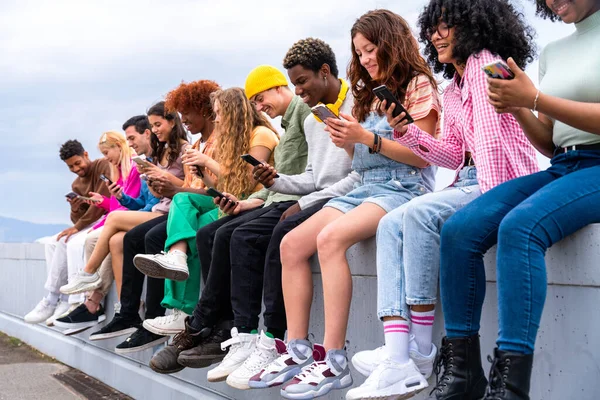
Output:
top-left (84, 211), bottom-right (162, 274)
top-left (317, 203), bottom-right (387, 351)
top-left (280, 207), bottom-right (343, 341)
top-left (169, 241), bottom-right (188, 254)
top-left (109, 231), bottom-right (126, 299)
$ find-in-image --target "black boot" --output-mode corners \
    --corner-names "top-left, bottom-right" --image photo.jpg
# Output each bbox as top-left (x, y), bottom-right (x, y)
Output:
top-left (428, 334), bottom-right (488, 399)
top-left (483, 348), bottom-right (533, 400)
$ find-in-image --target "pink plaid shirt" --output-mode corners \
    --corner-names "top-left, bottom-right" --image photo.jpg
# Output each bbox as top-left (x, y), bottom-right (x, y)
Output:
top-left (394, 50), bottom-right (539, 193)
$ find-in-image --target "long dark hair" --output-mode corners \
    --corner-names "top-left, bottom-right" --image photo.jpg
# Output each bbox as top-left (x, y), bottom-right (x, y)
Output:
top-left (418, 0), bottom-right (536, 80)
top-left (349, 9), bottom-right (437, 123)
top-left (147, 101), bottom-right (188, 167)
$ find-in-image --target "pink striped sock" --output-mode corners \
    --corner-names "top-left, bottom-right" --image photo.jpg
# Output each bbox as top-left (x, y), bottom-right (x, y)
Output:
top-left (410, 309), bottom-right (435, 355)
top-left (383, 319), bottom-right (410, 364)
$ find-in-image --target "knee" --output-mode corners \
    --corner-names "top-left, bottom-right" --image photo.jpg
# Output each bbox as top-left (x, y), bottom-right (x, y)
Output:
top-left (441, 211), bottom-right (469, 249)
top-left (315, 225), bottom-right (347, 259)
top-left (498, 207), bottom-right (541, 247)
top-left (280, 231), bottom-right (309, 267)
top-left (377, 211), bottom-right (402, 239)
top-left (109, 234), bottom-right (123, 252)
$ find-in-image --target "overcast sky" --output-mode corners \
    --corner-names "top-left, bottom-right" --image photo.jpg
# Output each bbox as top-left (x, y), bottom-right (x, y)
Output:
top-left (0, 0), bottom-right (573, 224)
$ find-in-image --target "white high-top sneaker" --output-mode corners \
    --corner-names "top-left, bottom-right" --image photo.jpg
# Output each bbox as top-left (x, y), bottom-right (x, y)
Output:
top-left (143, 309), bottom-right (189, 336)
top-left (207, 328), bottom-right (257, 382)
top-left (226, 331), bottom-right (286, 390)
top-left (24, 298), bottom-right (56, 324)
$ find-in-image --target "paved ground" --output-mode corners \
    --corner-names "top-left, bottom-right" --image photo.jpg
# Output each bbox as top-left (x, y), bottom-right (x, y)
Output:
top-left (0, 333), bottom-right (131, 400)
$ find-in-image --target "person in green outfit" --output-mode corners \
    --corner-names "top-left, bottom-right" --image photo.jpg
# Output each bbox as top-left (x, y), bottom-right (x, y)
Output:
top-left (134, 86), bottom-right (280, 336)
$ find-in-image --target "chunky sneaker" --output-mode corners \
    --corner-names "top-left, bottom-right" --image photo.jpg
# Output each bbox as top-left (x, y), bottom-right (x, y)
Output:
top-left (45, 301), bottom-right (71, 326)
top-left (54, 303), bottom-right (106, 329)
top-left (133, 251), bottom-right (189, 281)
top-left (226, 331), bottom-right (286, 390)
top-left (249, 339), bottom-right (324, 389)
top-left (115, 327), bottom-right (168, 354)
top-left (281, 348), bottom-right (353, 399)
top-left (89, 313), bottom-right (141, 341)
top-left (59, 272), bottom-right (102, 295)
top-left (352, 335), bottom-right (437, 379)
top-left (24, 298), bottom-right (56, 324)
top-left (206, 328), bottom-right (257, 382)
top-left (345, 358), bottom-right (428, 400)
top-left (177, 326), bottom-right (232, 368)
top-left (143, 309), bottom-right (190, 336)
top-left (150, 321), bottom-right (212, 374)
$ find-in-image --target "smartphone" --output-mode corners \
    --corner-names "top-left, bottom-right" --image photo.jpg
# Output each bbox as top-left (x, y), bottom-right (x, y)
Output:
top-left (65, 191), bottom-right (78, 200)
top-left (78, 196), bottom-right (100, 203)
top-left (311, 104), bottom-right (340, 121)
top-left (481, 61), bottom-right (515, 80)
top-left (132, 156), bottom-right (152, 168)
top-left (373, 85), bottom-right (414, 124)
top-left (206, 187), bottom-right (237, 206)
top-left (100, 174), bottom-right (113, 185)
top-left (241, 154), bottom-right (279, 178)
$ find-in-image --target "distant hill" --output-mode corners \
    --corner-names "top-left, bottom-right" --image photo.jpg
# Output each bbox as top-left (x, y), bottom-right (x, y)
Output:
top-left (0, 216), bottom-right (69, 243)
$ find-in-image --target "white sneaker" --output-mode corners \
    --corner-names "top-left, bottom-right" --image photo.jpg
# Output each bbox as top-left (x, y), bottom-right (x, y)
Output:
top-left (207, 328), bottom-right (257, 382)
top-left (45, 301), bottom-right (71, 326)
top-left (59, 272), bottom-right (102, 295)
top-left (345, 358), bottom-right (428, 400)
top-left (226, 331), bottom-right (286, 390)
top-left (133, 251), bottom-right (189, 281)
top-left (352, 335), bottom-right (437, 379)
top-left (24, 298), bottom-right (56, 324)
top-left (143, 309), bottom-right (189, 336)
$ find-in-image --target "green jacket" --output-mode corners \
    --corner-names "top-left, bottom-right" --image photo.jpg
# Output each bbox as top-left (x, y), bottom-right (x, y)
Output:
top-left (249, 95), bottom-right (310, 206)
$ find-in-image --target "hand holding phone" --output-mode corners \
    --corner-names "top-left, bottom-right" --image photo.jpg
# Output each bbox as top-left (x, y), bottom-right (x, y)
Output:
top-left (132, 156), bottom-right (153, 169)
top-left (373, 85), bottom-right (414, 124)
top-left (206, 187), bottom-right (238, 206)
top-left (311, 104), bottom-right (340, 122)
top-left (65, 191), bottom-right (79, 200)
top-left (251, 162), bottom-right (278, 188)
top-left (482, 61), bottom-right (515, 80)
top-left (241, 154), bottom-right (279, 178)
top-left (100, 174), bottom-right (113, 186)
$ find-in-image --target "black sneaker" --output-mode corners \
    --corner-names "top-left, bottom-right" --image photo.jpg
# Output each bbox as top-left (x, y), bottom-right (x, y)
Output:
top-left (54, 304), bottom-right (106, 330)
top-left (177, 326), bottom-right (231, 368)
top-left (115, 327), bottom-right (168, 354)
top-left (89, 313), bottom-right (141, 341)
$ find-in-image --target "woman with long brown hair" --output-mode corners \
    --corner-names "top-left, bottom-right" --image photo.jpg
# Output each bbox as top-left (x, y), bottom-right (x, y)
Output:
top-left (273, 9), bottom-right (441, 399)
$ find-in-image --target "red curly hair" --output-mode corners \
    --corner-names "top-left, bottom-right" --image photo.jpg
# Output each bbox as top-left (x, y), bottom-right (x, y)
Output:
top-left (165, 80), bottom-right (221, 119)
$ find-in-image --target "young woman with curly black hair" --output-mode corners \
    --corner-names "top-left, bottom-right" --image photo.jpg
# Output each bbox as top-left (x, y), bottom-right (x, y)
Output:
top-left (437, 0), bottom-right (600, 398)
top-left (367, 1), bottom-right (539, 398)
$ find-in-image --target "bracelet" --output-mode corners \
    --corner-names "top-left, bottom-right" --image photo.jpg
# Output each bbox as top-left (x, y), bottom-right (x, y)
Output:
top-left (369, 133), bottom-right (379, 154)
top-left (533, 90), bottom-right (540, 112)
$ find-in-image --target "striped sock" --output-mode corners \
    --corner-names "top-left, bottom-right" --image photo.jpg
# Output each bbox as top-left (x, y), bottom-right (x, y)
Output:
top-left (383, 319), bottom-right (410, 364)
top-left (410, 309), bottom-right (435, 355)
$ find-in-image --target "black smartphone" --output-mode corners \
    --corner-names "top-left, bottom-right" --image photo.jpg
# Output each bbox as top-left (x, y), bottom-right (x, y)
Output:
top-left (206, 187), bottom-right (237, 206)
top-left (373, 85), bottom-right (414, 124)
top-left (65, 191), bottom-right (78, 200)
top-left (241, 154), bottom-right (279, 178)
top-left (100, 174), bottom-right (113, 185)
top-left (310, 104), bottom-right (340, 121)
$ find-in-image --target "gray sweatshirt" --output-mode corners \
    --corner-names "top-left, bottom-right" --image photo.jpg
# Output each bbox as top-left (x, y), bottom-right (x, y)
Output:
top-left (270, 90), bottom-right (359, 209)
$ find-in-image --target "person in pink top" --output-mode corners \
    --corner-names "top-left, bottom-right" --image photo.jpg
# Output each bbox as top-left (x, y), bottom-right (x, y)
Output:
top-left (349, 1), bottom-right (538, 399)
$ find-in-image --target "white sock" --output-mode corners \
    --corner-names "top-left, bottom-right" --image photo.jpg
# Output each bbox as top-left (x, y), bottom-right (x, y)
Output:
top-left (410, 309), bottom-right (435, 355)
top-left (383, 319), bottom-right (410, 364)
top-left (46, 292), bottom-right (60, 306)
top-left (170, 249), bottom-right (187, 259)
top-left (80, 270), bottom-right (93, 277)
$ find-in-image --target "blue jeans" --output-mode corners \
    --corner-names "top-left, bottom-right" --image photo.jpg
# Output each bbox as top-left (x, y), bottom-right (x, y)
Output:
top-left (377, 167), bottom-right (479, 320)
top-left (440, 151), bottom-right (600, 354)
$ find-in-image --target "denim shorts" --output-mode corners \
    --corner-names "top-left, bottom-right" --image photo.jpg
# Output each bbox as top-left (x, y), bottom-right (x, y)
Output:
top-left (325, 179), bottom-right (428, 214)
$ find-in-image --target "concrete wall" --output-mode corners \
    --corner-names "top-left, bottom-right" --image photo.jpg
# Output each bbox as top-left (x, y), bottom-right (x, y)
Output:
top-left (1, 226), bottom-right (599, 400)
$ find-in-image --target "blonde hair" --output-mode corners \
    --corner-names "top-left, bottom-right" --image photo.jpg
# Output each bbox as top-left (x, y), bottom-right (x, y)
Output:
top-left (98, 131), bottom-right (133, 183)
top-left (211, 88), bottom-right (278, 198)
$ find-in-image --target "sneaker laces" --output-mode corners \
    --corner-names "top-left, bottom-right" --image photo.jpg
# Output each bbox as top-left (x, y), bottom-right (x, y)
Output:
top-left (429, 341), bottom-right (454, 395)
top-left (484, 355), bottom-right (509, 399)
top-left (242, 341), bottom-right (274, 369)
top-left (172, 329), bottom-right (195, 350)
top-left (296, 360), bottom-right (327, 382)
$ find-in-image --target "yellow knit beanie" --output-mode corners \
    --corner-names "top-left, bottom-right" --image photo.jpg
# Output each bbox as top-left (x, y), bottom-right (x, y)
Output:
top-left (245, 65), bottom-right (289, 100)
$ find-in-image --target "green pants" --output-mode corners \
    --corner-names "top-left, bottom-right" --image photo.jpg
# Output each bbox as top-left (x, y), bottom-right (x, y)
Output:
top-left (161, 192), bottom-right (218, 314)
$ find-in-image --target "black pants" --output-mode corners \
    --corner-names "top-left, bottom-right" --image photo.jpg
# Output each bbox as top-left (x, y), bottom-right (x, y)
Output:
top-left (120, 214), bottom-right (168, 321)
top-left (192, 200), bottom-right (327, 330)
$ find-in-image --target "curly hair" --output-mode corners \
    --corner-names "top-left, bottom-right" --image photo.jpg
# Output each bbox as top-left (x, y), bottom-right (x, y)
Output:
top-left (59, 139), bottom-right (85, 161)
top-left (147, 101), bottom-right (188, 168)
top-left (98, 131), bottom-right (133, 183)
top-left (283, 37), bottom-right (339, 78)
top-left (418, 0), bottom-right (536, 79)
top-left (165, 80), bottom-right (221, 119)
top-left (349, 9), bottom-right (437, 123)
top-left (211, 88), bottom-right (278, 198)
top-left (122, 115), bottom-right (150, 134)
top-left (533, 0), bottom-right (560, 21)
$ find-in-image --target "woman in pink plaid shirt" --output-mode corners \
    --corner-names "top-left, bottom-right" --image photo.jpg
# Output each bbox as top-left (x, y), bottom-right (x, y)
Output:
top-left (350, 1), bottom-right (539, 399)
top-left (437, 0), bottom-right (600, 398)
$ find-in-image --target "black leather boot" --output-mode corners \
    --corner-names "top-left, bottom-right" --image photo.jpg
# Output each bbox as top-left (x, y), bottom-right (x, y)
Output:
top-left (428, 334), bottom-right (488, 399)
top-left (483, 348), bottom-right (533, 400)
